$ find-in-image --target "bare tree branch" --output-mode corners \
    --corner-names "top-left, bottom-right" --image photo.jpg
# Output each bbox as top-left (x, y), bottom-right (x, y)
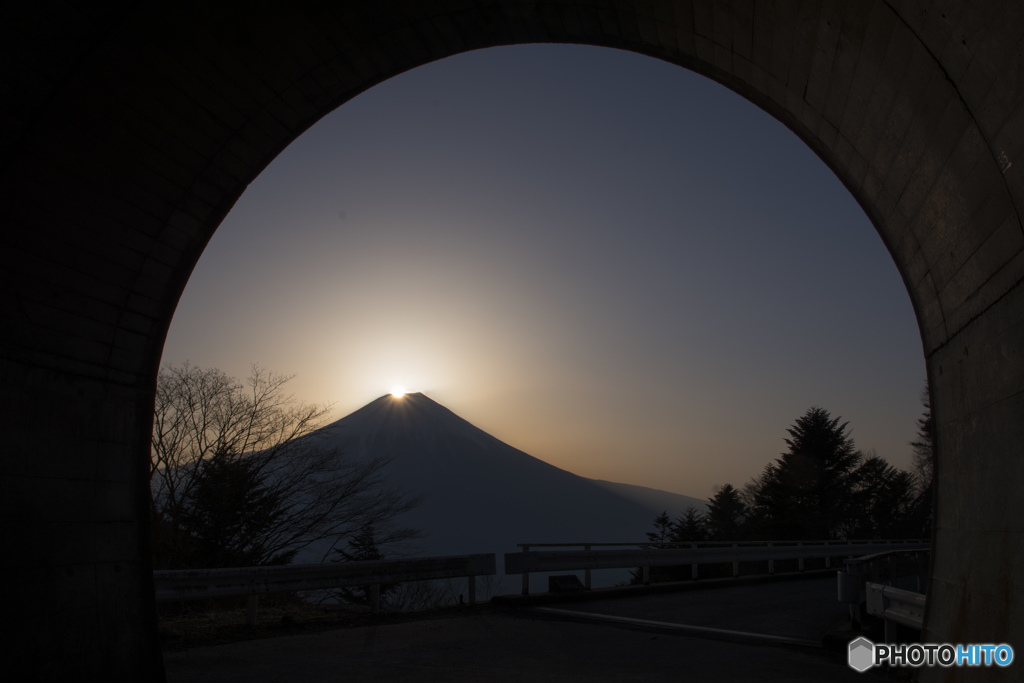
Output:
top-left (150, 362), bottom-right (422, 568)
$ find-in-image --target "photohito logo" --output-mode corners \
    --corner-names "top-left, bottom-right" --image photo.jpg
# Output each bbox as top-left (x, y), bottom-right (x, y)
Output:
top-left (848, 638), bottom-right (1014, 671)
top-left (848, 637), bottom-right (874, 672)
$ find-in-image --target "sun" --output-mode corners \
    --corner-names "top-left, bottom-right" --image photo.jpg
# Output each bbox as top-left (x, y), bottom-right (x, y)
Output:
top-left (391, 387), bottom-right (406, 398)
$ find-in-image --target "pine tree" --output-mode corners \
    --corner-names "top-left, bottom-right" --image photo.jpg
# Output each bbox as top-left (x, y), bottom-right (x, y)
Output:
top-left (631, 510), bottom-right (683, 585)
top-left (741, 462), bottom-right (779, 538)
top-left (848, 455), bottom-right (917, 539)
top-left (904, 385), bottom-right (936, 537)
top-left (175, 450), bottom-right (296, 568)
top-left (704, 484), bottom-right (747, 541)
top-left (671, 505), bottom-right (708, 543)
top-left (335, 523), bottom-right (386, 563)
top-left (646, 511), bottom-right (674, 547)
top-left (750, 407), bottom-right (862, 540)
top-left (909, 385), bottom-right (935, 496)
top-left (331, 523), bottom-right (397, 606)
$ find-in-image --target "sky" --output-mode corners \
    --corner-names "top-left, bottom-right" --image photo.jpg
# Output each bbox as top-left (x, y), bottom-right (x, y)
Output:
top-left (160, 44), bottom-right (927, 500)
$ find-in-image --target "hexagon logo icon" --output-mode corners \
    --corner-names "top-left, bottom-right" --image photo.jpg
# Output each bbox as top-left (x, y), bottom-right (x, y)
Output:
top-left (848, 637), bottom-right (875, 672)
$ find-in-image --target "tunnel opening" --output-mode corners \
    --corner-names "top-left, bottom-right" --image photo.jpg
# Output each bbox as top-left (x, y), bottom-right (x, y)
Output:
top-left (154, 43), bottom-right (930, 632)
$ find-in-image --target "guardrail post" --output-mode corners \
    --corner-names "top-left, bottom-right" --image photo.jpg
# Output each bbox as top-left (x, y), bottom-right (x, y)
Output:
top-left (798, 542), bottom-right (804, 572)
top-left (885, 541), bottom-right (894, 588)
top-left (642, 566), bottom-right (650, 586)
top-left (848, 566), bottom-right (860, 627)
top-left (825, 542), bottom-right (831, 569)
top-left (691, 543), bottom-right (698, 581)
top-left (246, 595), bottom-right (259, 626)
top-left (370, 584), bottom-right (380, 614)
top-left (522, 545), bottom-right (530, 596)
top-left (768, 542), bottom-right (774, 575)
top-left (733, 543), bottom-right (739, 577)
top-left (885, 616), bottom-right (896, 645)
top-left (468, 575), bottom-right (476, 604)
top-left (584, 545), bottom-right (591, 590)
top-left (838, 570), bottom-right (861, 626)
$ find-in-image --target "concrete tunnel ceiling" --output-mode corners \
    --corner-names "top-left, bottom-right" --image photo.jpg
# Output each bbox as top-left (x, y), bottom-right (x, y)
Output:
top-left (2, 1), bottom-right (1022, 680)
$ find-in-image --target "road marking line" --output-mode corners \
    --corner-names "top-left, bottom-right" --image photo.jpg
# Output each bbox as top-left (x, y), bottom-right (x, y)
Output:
top-left (533, 607), bottom-right (821, 647)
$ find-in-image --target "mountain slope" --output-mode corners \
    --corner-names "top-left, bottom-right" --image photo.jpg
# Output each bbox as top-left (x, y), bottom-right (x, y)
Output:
top-left (587, 479), bottom-right (708, 519)
top-left (296, 393), bottom-right (703, 588)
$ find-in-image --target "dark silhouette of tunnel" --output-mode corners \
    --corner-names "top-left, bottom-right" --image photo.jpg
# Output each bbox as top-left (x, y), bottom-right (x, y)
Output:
top-left (3, 3), bottom-right (1021, 680)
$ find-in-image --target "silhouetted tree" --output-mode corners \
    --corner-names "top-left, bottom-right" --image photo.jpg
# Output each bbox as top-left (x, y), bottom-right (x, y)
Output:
top-left (629, 404), bottom-right (931, 585)
top-left (903, 385), bottom-right (936, 537)
top-left (174, 449), bottom-right (296, 568)
top-left (330, 523), bottom-right (398, 606)
top-left (330, 524), bottom-right (469, 611)
top-left (744, 407), bottom-right (862, 540)
top-left (632, 510), bottom-right (677, 584)
top-left (848, 453), bottom-right (917, 539)
top-left (704, 484), bottom-right (747, 541)
top-left (150, 363), bottom-right (422, 569)
top-left (910, 384), bottom-right (935, 496)
top-left (672, 505), bottom-right (708, 543)
top-left (740, 462), bottom-right (777, 535)
top-left (645, 511), bottom-right (675, 546)
top-left (632, 507), bottom-right (709, 584)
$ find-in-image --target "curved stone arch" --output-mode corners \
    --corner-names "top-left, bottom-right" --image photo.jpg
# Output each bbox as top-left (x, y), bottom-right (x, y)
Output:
top-left (2, 2), bottom-right (1021, 680)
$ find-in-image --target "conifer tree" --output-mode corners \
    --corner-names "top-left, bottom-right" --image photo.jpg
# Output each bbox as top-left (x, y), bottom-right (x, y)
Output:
top-left (848, 454), bottom-right (916, 539)
top-left (671, 505), bottom-right (708, 543)
top-left (748, 407), bottom-right (862, 540)
top-left (704, 484), bottom-right (747, 541)
top-left (632, 510), bottom-right (683, 584)
top-left (331, 523), bottom-right (399, 606)
top-left (909, 385), bottom-right (935, 496)
top-left (174, 449), bottom-right (296, 568)
top-left (645, 511), bottom-right (675, 547)
top-left (904, 385), bottom-right (936, 537)
top-left (741, 462), bottom-right (779, 538)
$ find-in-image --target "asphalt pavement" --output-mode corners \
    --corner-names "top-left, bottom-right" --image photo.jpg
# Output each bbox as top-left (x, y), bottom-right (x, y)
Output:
top-left (163, 576), bottom-right (880, 682)
top-left (547, 576), bottom-right (847, 644)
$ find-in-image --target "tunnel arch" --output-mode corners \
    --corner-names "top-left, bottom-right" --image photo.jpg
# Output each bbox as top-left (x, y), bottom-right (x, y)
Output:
top-left (2, 2), bottom-right (1021, 680)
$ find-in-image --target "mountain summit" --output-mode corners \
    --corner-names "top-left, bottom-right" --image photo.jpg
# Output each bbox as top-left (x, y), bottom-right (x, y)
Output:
top-left (302, 393), bottom-right (703, 584)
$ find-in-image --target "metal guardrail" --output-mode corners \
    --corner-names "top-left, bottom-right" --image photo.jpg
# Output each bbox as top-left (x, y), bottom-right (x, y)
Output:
top-left (837, 548), bottom-right (930, 627)
top-left (845, 549), bottom-right (930, 591)
top-left (866, 581), bottom-right (926, 643)
top-left (506, 540), bottom-right (929, 595)
top-left (154, 554), bottom-right (496, 624)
